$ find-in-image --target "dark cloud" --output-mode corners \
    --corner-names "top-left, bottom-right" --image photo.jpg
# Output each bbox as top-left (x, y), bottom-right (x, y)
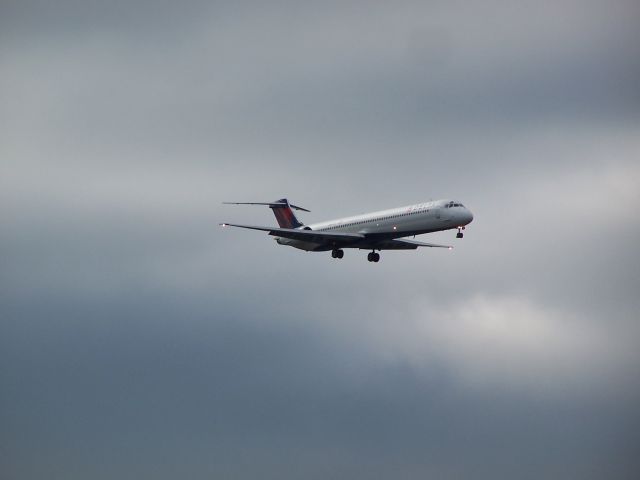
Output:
top-left (2, 1), bottom-right (640, 479)
top-left (3, 293), bottom-right (640, 479)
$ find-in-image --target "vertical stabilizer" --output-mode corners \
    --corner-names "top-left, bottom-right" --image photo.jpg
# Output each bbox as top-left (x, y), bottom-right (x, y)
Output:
top-left (270, 198), bottom-right (303, 228)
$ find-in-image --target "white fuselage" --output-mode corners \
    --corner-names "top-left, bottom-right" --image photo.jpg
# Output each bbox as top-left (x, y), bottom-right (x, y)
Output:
top-left (276, 199), bottom-right (473, 251)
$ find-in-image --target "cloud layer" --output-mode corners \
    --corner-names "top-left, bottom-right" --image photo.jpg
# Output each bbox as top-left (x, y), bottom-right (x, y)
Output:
top-left (2, 1), bottom-right (639, 479)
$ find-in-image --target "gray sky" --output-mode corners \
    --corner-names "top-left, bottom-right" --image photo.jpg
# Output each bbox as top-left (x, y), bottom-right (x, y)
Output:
top-left (2, 1), bottom-right (640, 479)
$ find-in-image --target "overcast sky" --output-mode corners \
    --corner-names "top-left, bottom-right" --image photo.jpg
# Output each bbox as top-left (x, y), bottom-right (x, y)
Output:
top-left (2, 1), bottom-right (640, 479)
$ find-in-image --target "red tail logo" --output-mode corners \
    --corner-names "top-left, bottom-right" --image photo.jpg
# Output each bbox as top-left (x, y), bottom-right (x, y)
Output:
top-left (270, 198), bottom-right (303, 228)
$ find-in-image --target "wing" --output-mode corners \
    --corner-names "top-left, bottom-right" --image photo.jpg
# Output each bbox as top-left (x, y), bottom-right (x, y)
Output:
top-left (220, 224), bottom-right (451, 250)
top-left (220, 223), bottom-right (364, 245)
top-left (361, 238), bottom-right (453, 250)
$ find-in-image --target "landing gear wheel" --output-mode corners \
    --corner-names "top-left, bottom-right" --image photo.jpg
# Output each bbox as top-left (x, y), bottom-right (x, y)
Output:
top-left (456, 227), bottom-right (464, 239)
top-left (367, 252), bottom-right (380, 262)
top-left (332, 249), bottom-right (344, 259)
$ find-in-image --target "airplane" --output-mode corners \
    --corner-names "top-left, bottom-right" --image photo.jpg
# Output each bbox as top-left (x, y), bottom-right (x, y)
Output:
top-left (220, 198), bottom-right (473, 262)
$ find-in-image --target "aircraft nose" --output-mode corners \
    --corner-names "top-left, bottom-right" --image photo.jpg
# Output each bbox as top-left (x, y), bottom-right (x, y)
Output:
top-left (463, 209), bottom-right (474, 225)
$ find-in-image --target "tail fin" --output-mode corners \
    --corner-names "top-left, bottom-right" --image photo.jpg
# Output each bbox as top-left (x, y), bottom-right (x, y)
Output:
top-left (270, 198), bottom-right (303, 228)
top-left (222, 198), bottom-right (309, 229)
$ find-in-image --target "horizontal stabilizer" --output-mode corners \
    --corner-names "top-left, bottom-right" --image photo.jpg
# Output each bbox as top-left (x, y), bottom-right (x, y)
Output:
top-left (222, 201), bottom-right (310, 212)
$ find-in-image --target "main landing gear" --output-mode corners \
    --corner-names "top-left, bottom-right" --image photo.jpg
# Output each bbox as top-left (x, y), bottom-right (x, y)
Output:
top-left (331, 249), bottom-right (344, 259)
top-left (456, 226), bottom-right (465, 239)
top-left (367, 251), bottom-right (380, 263)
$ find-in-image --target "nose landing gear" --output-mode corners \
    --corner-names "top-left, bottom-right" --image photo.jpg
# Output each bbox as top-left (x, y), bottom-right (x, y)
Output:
top-left (456, 226), bottom-right (465, 239)
top-left (367, 251), bottom-right (380, 262)
top-left (331, 249), bottom-right (344, 259)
